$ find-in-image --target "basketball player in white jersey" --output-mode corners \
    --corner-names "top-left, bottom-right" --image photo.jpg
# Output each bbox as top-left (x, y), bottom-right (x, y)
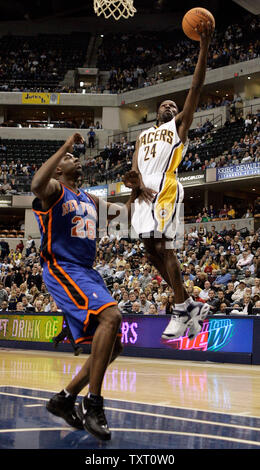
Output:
top-left (125, 22), bottom-right (213, 340)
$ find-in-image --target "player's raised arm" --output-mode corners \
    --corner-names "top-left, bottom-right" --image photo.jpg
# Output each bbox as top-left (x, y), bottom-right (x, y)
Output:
top-left (31, 133), bottom-right (84, 204)
top-left (176, 22), bottom-right (213, 144)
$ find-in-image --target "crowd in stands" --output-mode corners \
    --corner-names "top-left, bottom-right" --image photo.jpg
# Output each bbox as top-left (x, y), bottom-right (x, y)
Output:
top-left (96, 15), bottom-right (260, 94)
top-left (0, 220), bottom-right (259, 317)
top-left (178, 111), bottom-right (260, 173)
top-left (0, 32), bottom-right (90, 93)
top-left (0, 118), bottom-right (102, 131)
top-left (0, 15), bottom-right (259, 94)
top-left (190, 200), bottom-right (260, 225)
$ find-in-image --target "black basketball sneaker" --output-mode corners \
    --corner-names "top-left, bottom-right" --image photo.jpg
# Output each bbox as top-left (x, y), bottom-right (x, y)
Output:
top-left (74, 346), bottom-right (84, 356)
top-left (46, 391), bottom-right (84, 430)
top-left (77, 394), bottom-right (111, 441)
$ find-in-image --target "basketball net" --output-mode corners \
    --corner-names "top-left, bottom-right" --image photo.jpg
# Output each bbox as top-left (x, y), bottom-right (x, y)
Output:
top-left (93, 0), bottom-right (137, 20)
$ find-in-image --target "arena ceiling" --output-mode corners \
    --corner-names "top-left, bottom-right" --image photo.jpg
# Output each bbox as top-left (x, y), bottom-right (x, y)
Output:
top-left (0, 0), bottom-right (257, 22)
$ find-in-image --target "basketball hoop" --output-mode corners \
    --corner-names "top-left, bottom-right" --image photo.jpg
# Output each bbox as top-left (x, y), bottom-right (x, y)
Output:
top-left (93, 0), bottom-right (137, 20)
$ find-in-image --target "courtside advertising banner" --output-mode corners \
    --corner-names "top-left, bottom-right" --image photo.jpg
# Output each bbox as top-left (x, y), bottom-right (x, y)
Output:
top-left (0, 313), bottom-right (255, 357)
top-left (0, 314), bottom-right (63, 342)
top-left (120, 315), bottom-right (254, 353)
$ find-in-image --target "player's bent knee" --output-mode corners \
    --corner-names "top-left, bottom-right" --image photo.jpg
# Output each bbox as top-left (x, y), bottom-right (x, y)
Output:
top-left (99, 306), bottom-right (122, 331)
top-left (110, 308), bottom-right (122, 327)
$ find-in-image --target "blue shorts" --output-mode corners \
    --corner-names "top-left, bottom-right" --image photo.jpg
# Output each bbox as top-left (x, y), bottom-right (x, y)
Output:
top-left (43, 261), bottom-right (118, 344)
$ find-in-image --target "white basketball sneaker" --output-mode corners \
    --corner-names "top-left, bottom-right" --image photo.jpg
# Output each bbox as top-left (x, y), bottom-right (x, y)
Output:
top-left (161, 310), bottom-right (192, 340)
top-left (186, 302), bottom-right (210, 340)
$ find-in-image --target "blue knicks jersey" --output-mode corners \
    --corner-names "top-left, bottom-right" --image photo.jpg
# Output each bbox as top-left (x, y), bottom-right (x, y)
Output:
top-left (32, 183), bottom-right (97, 267)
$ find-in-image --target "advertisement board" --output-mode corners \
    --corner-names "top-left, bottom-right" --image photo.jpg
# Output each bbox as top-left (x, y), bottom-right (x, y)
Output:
top-left (1, 313), bottom-right (258, 363)
top-left (22, 92), bottom-right (60, 105)
top-left (119, 315), bottom-right (253, 353)
top-left (115, 182), bottom-right (131, 195)
top-left (179, 171), bottom-right (205, 186)
top-left (0, 314), bottom-right (63, 343)
top-left (84, 185), bottom-right (108, 198)
top-left (216, 162), bottom-right (260, 180)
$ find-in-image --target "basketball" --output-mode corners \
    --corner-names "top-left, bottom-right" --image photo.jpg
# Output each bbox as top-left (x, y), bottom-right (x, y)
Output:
top-left (182, 7), bottom-right (215, 41)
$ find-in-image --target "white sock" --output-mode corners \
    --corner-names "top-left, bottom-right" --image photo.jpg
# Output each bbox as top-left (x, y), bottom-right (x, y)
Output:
top-left (184, 297), bottom-right (195, 307)
top-left (175, 297), bottom-right (195, 312)
top-left (174, 301), bottom-right (187, 311)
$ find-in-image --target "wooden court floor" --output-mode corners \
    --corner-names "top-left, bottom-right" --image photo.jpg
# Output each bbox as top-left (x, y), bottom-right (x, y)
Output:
top-left (0, 347), bottom-right (260, 450)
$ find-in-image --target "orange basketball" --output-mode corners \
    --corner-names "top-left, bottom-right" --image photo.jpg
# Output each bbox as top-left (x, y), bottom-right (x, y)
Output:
top-left (182, 7), bottom-right (215, 41)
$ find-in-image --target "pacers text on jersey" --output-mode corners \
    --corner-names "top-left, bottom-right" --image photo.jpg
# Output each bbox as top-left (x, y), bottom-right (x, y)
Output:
top-left (138, 128), bottom-right (174, 147)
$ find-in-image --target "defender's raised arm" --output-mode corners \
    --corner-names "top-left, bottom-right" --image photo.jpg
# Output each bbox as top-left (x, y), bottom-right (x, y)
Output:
top-left (31, 133), bottom-right (84, 206)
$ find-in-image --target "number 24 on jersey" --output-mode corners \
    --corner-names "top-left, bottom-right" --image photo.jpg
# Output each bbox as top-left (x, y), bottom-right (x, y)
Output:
top-left (144, 143), bottom-right (157, 161)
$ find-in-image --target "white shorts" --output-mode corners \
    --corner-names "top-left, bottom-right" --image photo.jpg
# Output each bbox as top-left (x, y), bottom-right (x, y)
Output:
top-left (131, 173), bottom-right (184, 241)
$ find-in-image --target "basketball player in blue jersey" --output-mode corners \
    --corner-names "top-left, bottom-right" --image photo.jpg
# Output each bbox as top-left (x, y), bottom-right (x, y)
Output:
top-left (31, 133), bottom-right (146, 441)
top-left (125, 22), bottom-right (213, 341)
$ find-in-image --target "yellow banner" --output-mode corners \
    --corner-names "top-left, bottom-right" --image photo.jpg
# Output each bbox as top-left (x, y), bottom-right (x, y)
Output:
top-left (0, 314), bottom-right (63, 342)
top-left (22, 92), bottom-right (60, 105)
top-left (115, 182), bottom-right (131, 194)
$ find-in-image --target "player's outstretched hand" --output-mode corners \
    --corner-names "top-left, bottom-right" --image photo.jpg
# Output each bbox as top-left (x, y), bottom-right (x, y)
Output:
top-left (122, 170), bottom-right (141, 189)
top-left (65, 133), bottom-right (85, 152)
top-left (138, 187), bottom-right (157, 204)
top-left (197, 21), bottom-right (213, 48)
top-left (122, 171), bottom-right (157, 204)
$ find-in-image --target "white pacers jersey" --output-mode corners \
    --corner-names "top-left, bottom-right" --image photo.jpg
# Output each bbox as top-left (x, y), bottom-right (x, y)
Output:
top-left (132, 117), bottom-right (188, 239)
